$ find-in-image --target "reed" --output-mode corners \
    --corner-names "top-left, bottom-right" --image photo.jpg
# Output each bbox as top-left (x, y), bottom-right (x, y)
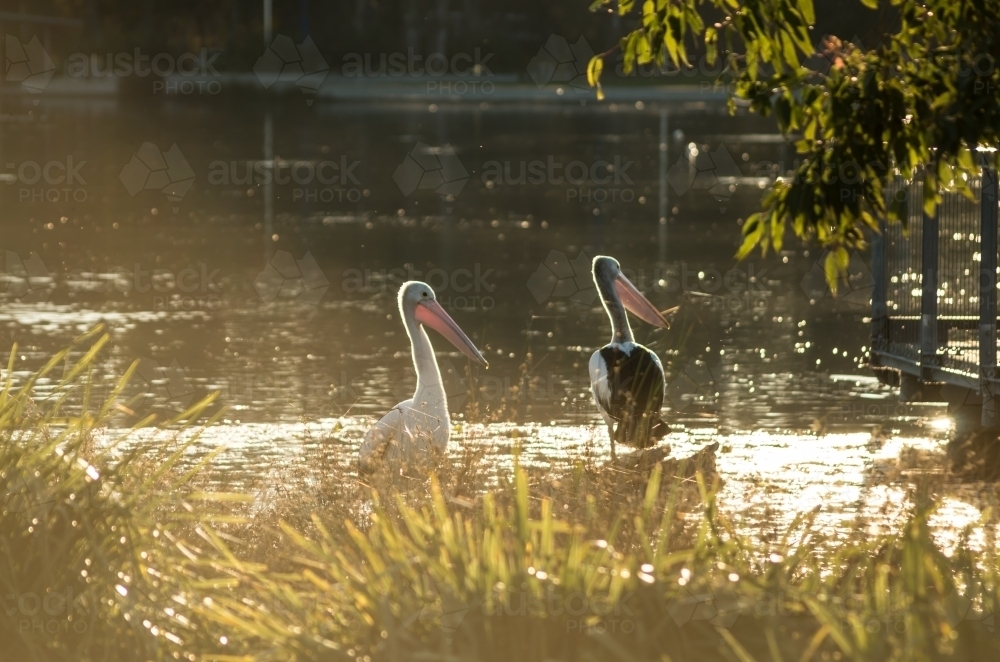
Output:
top-left (2, 330), bottom-right (999, 661)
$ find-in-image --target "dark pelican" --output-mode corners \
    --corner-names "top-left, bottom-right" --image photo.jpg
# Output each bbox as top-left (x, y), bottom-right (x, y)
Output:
top-left (359, 281), bottom-right (488, 472)
top-left (589, 256), bottom-right (675, 461)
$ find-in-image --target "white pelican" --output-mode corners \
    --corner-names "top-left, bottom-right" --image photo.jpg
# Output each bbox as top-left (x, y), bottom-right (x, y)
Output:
top-left (589, 256), bottom-right (676, 461)
top-left (359, 281), bottom-right (488, 471)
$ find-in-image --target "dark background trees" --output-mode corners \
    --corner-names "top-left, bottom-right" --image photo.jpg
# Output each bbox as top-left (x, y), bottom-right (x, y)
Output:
top-left (4, 0), bottom-right (887, 75)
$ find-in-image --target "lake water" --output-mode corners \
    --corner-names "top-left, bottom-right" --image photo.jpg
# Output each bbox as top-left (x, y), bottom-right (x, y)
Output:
top-left (0, 92), bottom-right (980, 542)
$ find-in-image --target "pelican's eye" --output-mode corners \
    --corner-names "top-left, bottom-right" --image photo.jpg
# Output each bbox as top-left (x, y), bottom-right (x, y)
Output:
top-left (422, 291), bottom-right (429, 298)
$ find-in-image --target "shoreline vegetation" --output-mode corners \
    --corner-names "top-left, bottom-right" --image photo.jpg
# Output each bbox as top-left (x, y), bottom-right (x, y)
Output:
top-left (3, 328), bottom-right (999, 661)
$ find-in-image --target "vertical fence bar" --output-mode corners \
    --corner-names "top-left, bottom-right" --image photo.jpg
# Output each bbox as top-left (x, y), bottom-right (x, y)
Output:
top-left (871, 217), bottom-right (888, 356)
top-left (658, 108), bottom-right (668, 264)
top-left (263, 112), bottom-right (274, 264)
top-left (920, 206), bottom-right (939, 380)
top-left (980, 162), bottom-right (998, 428)
top-left (264, 0), bottom-right (273, 44)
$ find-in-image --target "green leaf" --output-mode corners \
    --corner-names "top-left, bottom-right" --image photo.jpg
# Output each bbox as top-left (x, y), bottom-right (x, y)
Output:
top-left (736, 214), bottom-right (764, 260)
top-left (686, 6), bottom-right (704, 34)
top-left (622, 32), bottom-right (638, 73)
top-left (799, 0), bottom-right (816, 24)
top-left (637, 34), bottom-right (653, 65)
top-left (642, 0), bottom-right (656, 27)
top-left (705, 26), bottom-right (718, 66)
top-left (587, 56), bottom-right (604, 88)
top-left (860, 210), bottom-right (878, 231)
top-left (771, 215), bottom-right (785, 252)
top-left (957, 145), bottom-right (974, 171)
top-left (931, 90), bottom-right (952, 110)
top-left (922, 190), bottom-right (937, 218)
top-left (824, 252), bottom-right (841, 293)
top-left (664, 23), bottom-right (680, 66)
top-left (859, 0), bottom-right (878, 9)
top-left (804, 117), bottom-right (817, 141)
top-left (780, 31), bottom-right (801, 70)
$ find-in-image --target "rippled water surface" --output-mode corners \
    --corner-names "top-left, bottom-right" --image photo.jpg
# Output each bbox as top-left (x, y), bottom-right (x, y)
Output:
top-left (2, 95), bottom-right (981, 540)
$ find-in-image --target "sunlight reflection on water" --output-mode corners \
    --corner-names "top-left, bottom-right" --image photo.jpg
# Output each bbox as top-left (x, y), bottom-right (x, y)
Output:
top-left (105, 418), bottom-right (992, 550)
top-left (5, 100), bottom-right (993, 556)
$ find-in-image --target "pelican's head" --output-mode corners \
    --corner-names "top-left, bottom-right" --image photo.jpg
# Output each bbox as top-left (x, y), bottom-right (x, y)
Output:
top-left (592, 255), bottom-right (622, 285)
top-left (398, 281), bottom-right (489, 367)
top-left (592, 255), bottom-right (671, 329)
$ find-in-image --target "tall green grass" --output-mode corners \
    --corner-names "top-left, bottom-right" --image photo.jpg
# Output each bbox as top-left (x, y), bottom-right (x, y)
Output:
top-left (0, 326), bottom-right (221, 661)
top-left (2, 330), bottom-right (999, 661)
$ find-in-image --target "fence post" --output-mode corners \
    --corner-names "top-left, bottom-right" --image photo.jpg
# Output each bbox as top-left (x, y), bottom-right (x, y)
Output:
top-left (980, 161), bottom-right (999, 428)
top-left (871, 217), bottom-right (888, 355)
top-left (658, 108), bottom-right (668, 264)
top-left (920, 204), bottom-right (939, 381)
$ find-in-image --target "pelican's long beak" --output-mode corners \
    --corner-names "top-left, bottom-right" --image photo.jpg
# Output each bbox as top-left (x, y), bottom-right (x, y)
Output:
top-left (414, 300), bottom-right (489, 367)
top-left (613, 272), bottom-right (671, 329)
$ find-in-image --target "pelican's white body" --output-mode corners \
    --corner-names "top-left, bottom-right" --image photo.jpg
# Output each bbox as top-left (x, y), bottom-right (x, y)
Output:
top-left (358, 330), bottom-right (450, 469)
top-left (590, 349), bottom-right (614, 429)
top-left (359, 284), bottom-right (455, 471)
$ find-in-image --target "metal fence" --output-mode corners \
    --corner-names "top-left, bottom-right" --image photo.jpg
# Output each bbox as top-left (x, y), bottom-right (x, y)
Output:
top-left (871, 161), bottom-right (1000, 428)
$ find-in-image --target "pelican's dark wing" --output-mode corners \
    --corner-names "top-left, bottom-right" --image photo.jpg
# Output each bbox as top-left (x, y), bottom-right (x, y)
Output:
top-left (597, 343), bottom-right (667, 447)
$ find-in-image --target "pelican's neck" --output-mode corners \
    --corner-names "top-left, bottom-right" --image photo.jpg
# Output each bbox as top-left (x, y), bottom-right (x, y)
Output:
top-left (596, 273), bottom-right (633, 345)
top-left (403, 308), bottom-right (445, 396)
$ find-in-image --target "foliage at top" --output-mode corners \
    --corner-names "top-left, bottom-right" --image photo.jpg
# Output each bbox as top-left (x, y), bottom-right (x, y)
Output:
top-left (588, 0), bottom-right (1000, 285)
